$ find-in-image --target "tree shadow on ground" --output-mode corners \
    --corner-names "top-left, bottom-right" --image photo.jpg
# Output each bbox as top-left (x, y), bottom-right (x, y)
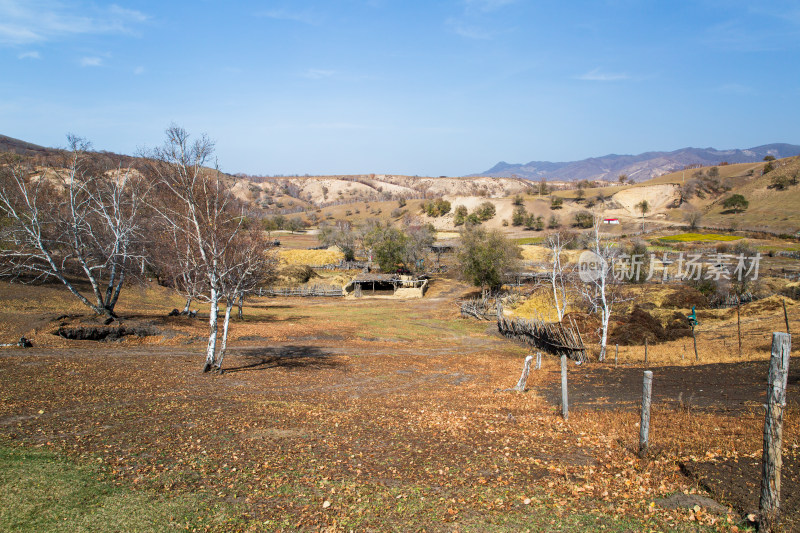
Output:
top-left (223, 345), bottom-right (343, 374)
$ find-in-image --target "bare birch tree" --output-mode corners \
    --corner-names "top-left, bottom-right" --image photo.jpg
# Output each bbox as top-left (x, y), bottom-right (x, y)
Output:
top-left (577, 216), bottom-right (627, 361)
top-left (213, 229), bottom-right (278, 372)
top-left (545, 232), bottom-right (571, 322)
top-left (143, 125), bottom-right (243, 372)
top-left (0, 137), bottom-right (146, 319)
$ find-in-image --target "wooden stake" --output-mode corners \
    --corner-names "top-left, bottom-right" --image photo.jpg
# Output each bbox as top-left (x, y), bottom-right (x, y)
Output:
top-left (783, 299), bottom-right (791, 335)
top-left (692, 325), bottom-right (699, 362)
top-left (644, 338), bottom-right (648, 367)
top-left (759, 332), bottom-right (792, 532)
top-left (512, 355), bottom-right (533, 392)
top-left (639, 370), bottom-right (653, 458)
top-left (561, 354), bottom-right (568, 421)
top-left (737, 299), bottom-right (742, 357)
top-left (535, 351), bottom-right (541, 370)
top-left (615, 343), bottom-right (619, 367)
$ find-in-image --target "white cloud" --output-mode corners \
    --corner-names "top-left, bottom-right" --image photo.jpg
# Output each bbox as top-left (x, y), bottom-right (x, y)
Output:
top-left (108, 4), bottom-right (148, 23)
top-left (447, 0), bottom-right (515, 39)
top-left (0, 1), bottom-right (149, 45)
top-left (303, 68), bottom-right (336, 79)
top-left (576, 68), bottom-right (630, 81)
top-left (80, 56), bottom-right (103, 67)
top-left (445, 18), bottom-right (493, 39)
top-left (257, 8), bottom-right (320, 25)
top-left (17, 50), bottom-right (40, 59)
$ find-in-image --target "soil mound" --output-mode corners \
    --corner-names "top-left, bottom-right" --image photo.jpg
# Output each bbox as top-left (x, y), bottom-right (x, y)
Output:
top-left (740, 294), bottom-right (793, 317)
top-left (278, 265), bottom-right (320, 285)
top-left (610, 306), bottom-right (692, 345)
top-left (661, 285), bottom-right (709, 309)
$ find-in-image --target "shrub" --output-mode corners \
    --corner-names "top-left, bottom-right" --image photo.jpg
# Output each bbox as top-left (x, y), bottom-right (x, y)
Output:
top-left (475, 201), bottom-right (496, 222)
top-left (722, 194), bottom-right (749, 213)
top-left (550, 196), bottom-right (563, 210)
top-left (511, 205), bottom-right (527, 226)
top-left (525, 214), bottom-right (544, 231)
top-left (770, 172), bottom-right (798, 190)
top-left (456, 226), bottom-right (521, 292)
top-left (421, 198), bottom-right (451, 217)
top-left (683, 210), bottom-right (702, 230)
top-left (572, 210), bottom-right (593, 228)
top-left (453, 205), bottom-right (468, 226)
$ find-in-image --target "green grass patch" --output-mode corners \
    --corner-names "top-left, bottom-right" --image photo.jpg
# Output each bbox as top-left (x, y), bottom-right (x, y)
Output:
top-left (658, 233), bottom-right (742, 243)
top-left (0, 445), bottom-right (220, 532)
top-left (515, 237), bottom-right (544, 245)
top-left (758, 244), bottom-right (800, 253)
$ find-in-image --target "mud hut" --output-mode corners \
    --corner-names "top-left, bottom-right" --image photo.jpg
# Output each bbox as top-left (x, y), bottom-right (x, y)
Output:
top-left (343, 273), bottom-right (429, 299)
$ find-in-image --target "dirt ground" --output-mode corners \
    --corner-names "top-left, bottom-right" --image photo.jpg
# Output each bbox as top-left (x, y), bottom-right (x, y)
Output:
top-left (539, 360), bottom-right (800, 414)
top-left (536, 360), bottom-right (800, 530)
top-left (0, 277), bottom-right (797, 531)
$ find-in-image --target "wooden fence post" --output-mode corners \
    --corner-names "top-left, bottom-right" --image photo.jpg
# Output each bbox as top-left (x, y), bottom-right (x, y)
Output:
top-left (784, 299), bottom-right (791, 335)
top-left (737, 300), bottom-right (742, 357)
top-left (759, 332), bottom-right (792, 532)
top-left (561, 354), bottom-right (568, 421)
top-left (692, 325), bottom-right (699, 362)
top-left (535, 351), bottom-right (541, 370)
top-left (615, 344), bottom-right (618, 367)
top-left (512, 355), bottom-right (533, 392)
top-left (639, 370), bottom-right (653, 458)
top-left (644, 339), bottom-right (648, 367)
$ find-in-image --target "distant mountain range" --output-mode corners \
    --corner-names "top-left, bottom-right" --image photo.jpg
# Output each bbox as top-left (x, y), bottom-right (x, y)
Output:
top-left (473, 144), bottom-right (800, 182)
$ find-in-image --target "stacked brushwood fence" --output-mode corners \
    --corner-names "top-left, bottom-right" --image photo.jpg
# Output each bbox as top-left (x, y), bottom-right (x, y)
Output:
top-left (261, 284), bottom-right (342, 297)
top-left (495, 302), bottom-right (587, 363)
top-left (459, 297), bottom-right (495, 320)
top-left (307, 261), bottom-right (370, 271)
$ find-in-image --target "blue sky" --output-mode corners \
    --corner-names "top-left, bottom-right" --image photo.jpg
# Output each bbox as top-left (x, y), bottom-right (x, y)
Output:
top-left (1, 1), bottom-right (799, 176)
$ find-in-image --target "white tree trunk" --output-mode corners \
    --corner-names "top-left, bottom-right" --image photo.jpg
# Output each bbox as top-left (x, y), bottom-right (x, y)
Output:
top-left (203, 288), bottom-right (219, 372)
top-left (599, 304), bottom-right (610, 362)
top-left (216, 300), bottom-right (234, 373)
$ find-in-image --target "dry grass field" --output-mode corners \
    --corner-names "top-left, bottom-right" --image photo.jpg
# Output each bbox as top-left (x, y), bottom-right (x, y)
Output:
top-left (1, 274), bottom-right (798, 531)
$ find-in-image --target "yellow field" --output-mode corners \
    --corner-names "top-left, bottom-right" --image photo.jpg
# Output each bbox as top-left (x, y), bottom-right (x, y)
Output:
top-left (278, 248), bottom-right (344, 266)
top-left (658, 233), bottom-right (743, 242)
top-left (520, 245), bottom-right (583, 263)
top-left (508, 287), bottom-right (578, 322)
